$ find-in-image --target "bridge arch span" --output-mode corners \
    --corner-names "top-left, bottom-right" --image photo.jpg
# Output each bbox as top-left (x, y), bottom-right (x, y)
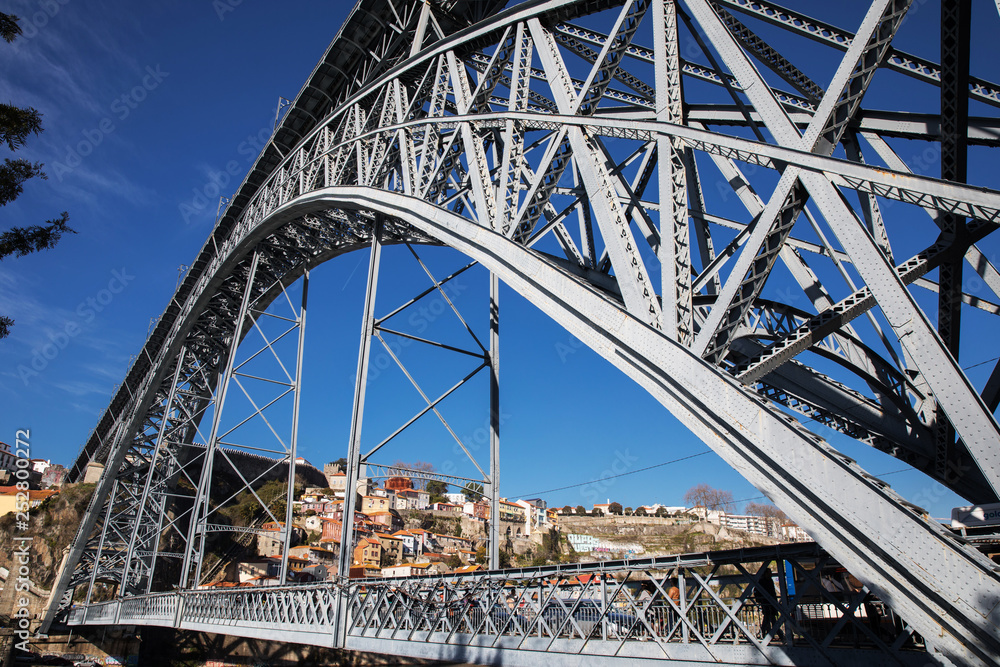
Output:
top-left (45, 0), bottom-right (1000, 663)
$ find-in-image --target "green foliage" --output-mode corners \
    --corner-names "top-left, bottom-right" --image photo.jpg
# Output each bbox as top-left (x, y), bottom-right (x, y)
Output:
top-left (222, 479), bottom-right (290, 527)
top-left (0, 14), bottom-right (73, 339)
top-left (445, 554), bottom-right (462, 568)
top-left (499, 550), bottom-right (511, 568)
top-left (475, 546), bottom-right (488, 564)
top-left (461, 482), bottom-right (483, 501)
top-left (635, 507), bottom-right (647, 516)
top-left (609, 502), bottom-right (623, 515)
top-left (575, 505), bottom-right (587, 515)
top-left (427, 479), bottom-right (448, 504)
top-left (0, 12), bottom-right (20, 41)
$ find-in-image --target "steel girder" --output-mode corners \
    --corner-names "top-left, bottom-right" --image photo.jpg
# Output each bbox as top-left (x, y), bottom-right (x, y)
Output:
top-left (68, 543), bottom-right (933, 665)
top-left (49, 0), bottom-right (1000, 664)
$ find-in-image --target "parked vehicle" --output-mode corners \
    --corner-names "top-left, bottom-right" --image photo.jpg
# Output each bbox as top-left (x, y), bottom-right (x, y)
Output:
top-left (39, 657), bottom-right (75, 666)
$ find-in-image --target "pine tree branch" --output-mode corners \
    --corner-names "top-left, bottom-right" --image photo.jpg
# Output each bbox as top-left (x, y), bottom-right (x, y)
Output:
top-left (0, 104), bottom-right (43, 151)
top-left (0, 13), bottom-right (21, 43)
top-left (0, 158), bottom-right (45, 206)
top-left (0, 212), bottom-right (74, 261)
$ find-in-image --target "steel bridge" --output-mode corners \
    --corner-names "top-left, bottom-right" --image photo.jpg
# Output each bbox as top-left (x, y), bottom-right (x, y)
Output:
top-left (43, 0), bottom-right (1000, 665)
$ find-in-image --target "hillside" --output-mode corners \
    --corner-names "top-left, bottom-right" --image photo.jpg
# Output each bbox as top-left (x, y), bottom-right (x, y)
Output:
top-left (0, 483), bottom-right (95, 592)
top-left (555, 514), bottom-right (782, 561)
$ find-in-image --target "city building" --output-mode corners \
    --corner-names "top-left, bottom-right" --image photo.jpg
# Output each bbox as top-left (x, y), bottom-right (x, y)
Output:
top-left (374, 533), bottom-right (404, 564)
top-left (288, 545), bottom-right (336, 565)
top-left (41, 464), bottom-right (68, 489)
top-left (325, 469), bottom-right (347, 497)
top-left (256, 521), bottom-right (304, 558)
top-left (430, 502), bottom-right (462, 512)
top-left (353, 538), bottom-right (383, 568)
top-left (381, 562), bottom-right (431, 578)
top-left (0, 487), bottom-right (57, 515)
top-left (499, 499), bottom-right (524, 523)
top-left (0, 442), bottom-right (15, 472)
top-left (781, 523), bottom-right (811, 541)
top-left (361, 495), bottom-right (393, 515)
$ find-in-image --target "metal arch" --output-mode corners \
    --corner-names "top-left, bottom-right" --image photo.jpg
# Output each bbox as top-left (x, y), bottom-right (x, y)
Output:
top-left (48, 0), bottom-right (1000, 663)
top-left (264, 185), bottom-right (1000, 663)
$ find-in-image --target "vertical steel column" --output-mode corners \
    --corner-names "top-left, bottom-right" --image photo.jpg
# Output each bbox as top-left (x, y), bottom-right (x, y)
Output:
top-left (654, 0), bottom-right (691, 344)
top-left (488, 272), bottom-right (501, 570)
top-left (85, 479), bottom-right (118, 604)
top-left (936, 0), bottom-right (971, 477)
top-left (120, 347), bottom-right (188, 596)
top-left (279, 270), bottom-right (309, 584)
top-left (180, 250), bottom-right (260, 590)
top-left (338, 218), bottom-right (384, 581)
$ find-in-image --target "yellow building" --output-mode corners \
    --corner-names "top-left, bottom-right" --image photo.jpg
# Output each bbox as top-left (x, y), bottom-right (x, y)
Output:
top-left (0, 487), bottom-right (57, 516)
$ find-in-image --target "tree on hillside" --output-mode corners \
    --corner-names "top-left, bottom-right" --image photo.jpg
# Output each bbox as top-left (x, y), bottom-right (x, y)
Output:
top-left (0, 13), bottom-right (74, 338)
top-left (684, 483), bottom-right (735, 513)
top-left (745, 501), bottom-right (788, 523)
top-left (624, 507), bottom-right (633, 516)
top-left (575, 505), bottom-right (587, 516)
top-left (462, 481), bottom-right (484, 501)
top-left (426, 479), bottom-right (448, 504)
top-left (608, 502), bottom-right (623, 515)
top-left (635, 507), bottom-right (647, 517)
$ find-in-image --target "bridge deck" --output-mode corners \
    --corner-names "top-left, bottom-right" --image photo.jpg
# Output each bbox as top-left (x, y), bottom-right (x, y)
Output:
top-left (66, 544), bottom-right (929, 666)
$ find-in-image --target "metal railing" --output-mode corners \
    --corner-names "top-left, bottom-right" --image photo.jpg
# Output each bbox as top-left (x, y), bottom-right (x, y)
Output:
top-left (64, 544), bottom-right (928, 665)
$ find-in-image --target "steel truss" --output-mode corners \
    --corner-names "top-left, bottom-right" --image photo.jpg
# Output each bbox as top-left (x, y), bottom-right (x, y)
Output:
top-left (66, 543), bottom-right (932, 665)
top-left (48, 0), bottom-right (1000, 665)
top-left (338, 227), bottom-right (502, 577)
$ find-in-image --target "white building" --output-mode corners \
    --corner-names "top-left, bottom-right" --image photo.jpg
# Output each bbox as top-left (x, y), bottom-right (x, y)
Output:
top-left (0, 442), bottom-right (14, 472)
top-left (781, 523), bottom-right (811, 542)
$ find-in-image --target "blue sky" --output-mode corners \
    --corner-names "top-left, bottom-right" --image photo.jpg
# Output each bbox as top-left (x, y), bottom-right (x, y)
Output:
top-left (2, 0), bottom-right (999, 521)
